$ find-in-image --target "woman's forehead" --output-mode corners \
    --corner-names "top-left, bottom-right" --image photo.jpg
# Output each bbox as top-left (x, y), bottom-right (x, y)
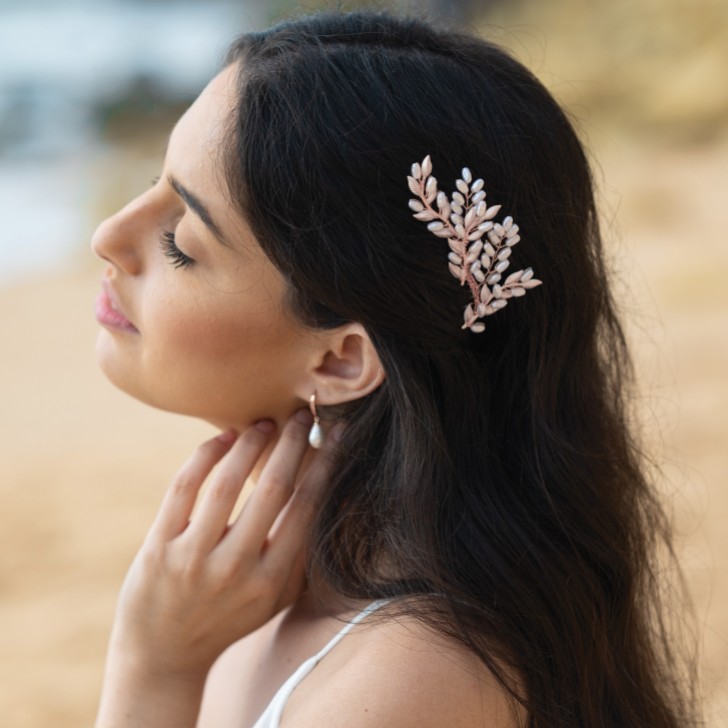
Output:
top-left (168, 65), bottom-right (237, 161)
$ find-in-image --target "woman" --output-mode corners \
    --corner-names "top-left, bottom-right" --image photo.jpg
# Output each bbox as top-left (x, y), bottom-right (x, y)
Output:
top-left (91, 10), bottom-right (698, 728)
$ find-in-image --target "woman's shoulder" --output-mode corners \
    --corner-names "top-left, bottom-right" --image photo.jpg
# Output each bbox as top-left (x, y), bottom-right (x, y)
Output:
top-left (279, 608), bottom-right (523, 728)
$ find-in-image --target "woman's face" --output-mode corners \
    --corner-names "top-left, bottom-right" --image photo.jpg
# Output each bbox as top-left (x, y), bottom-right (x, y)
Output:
top-left (91, 64), bottom-right (316, 429)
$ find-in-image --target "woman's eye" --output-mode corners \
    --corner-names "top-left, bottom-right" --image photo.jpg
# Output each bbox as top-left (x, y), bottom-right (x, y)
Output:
top-left (159, 230), bottom-right (194, 269)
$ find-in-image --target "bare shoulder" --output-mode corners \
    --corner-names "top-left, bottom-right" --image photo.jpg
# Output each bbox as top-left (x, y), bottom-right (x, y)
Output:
top-left (280, 610), bottom-right (523, 728)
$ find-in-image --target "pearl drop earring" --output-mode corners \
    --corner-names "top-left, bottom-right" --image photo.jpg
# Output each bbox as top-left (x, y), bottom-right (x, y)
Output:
top-left (308, 391), bottom-right (323, 449)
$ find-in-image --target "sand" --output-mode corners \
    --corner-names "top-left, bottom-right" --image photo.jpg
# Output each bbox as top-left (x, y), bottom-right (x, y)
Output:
top-left (1, 135), bottom-right (727, 726)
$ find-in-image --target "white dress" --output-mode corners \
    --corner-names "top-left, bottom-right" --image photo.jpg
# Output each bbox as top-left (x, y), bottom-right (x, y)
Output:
top-left (251, 598), bottom-right (392, 728)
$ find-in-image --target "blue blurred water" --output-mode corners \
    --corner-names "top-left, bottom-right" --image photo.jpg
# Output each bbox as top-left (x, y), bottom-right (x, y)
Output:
top-left (0, 0), bottom-right (259, 286)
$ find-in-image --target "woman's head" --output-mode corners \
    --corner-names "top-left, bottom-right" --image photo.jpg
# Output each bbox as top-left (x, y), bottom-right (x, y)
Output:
top-left (91, 63), bottom-right (384, 429)
top-left (92, 10), bottom-right (596, 436)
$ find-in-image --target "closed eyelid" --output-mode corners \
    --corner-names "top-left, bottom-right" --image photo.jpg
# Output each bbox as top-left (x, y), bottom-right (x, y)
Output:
top-left (164, 174), bottom-right (232, 249)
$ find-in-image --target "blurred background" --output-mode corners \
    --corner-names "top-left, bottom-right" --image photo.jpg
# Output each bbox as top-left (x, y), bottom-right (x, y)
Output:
top-left (1, 0), bottom-right (726, 725)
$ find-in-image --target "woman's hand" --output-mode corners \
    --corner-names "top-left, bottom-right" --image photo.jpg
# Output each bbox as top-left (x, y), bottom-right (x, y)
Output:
top-left (96, 409), bottom-right (340, 727)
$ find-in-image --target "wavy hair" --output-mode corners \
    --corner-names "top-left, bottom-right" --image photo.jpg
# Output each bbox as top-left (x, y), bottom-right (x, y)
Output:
top-left (221, 11), bottom-right (698, 727)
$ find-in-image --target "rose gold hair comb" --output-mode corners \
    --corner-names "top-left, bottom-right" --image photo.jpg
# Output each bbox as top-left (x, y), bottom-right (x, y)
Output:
top-left (407, 155), bottom-right (542, 333)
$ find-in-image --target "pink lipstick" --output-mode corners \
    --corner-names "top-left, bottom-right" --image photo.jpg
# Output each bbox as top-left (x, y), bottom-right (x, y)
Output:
top-left (95, 282), bottom-right (138, 333)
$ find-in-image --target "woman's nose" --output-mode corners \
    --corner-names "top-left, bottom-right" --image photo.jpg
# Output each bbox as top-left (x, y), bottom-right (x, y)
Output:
top-left (90, 199), bottom-right (147, 275)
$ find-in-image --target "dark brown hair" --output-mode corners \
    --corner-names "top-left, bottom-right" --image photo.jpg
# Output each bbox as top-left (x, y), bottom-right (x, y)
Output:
top-left (221, 11), bottom-right (699, 727)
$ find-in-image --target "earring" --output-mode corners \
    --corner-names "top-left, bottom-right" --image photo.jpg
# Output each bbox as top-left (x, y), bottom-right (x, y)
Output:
top-left (308, 391), bottom-right (324, 449)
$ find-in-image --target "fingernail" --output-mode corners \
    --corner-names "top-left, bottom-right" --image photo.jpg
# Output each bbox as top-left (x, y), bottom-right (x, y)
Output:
top-left (294, 408), bottom-right (313, 425)
top-left (216, 429), bottom-right (237, 444)
top-left (254, 419), bottom-right (276, 433)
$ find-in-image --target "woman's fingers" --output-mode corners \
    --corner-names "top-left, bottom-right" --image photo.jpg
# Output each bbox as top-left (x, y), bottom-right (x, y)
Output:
top-left (149, 407), bottom-right (341, 612)
top-left (183, 421), bottom-right (276, 551)
top-left (226, 408), bottom-right (314, 552)
top-left (147, 431), bottom-right (237, 542)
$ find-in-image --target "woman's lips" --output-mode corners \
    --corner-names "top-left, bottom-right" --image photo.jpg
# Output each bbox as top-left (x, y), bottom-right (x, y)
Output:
top-left (95, 283), bottom-right (138, 333)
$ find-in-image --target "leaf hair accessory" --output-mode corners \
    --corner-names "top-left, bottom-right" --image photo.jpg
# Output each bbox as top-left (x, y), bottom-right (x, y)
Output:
top-left (407, 155), bottom-right (542, 333)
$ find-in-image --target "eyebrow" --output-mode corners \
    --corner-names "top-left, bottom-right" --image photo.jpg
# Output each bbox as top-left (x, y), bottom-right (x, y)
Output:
top-left (166, 173), bottom-right (230, 247)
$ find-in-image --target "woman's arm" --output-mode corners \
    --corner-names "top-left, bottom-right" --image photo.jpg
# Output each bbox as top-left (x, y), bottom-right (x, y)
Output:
top-left (95, 410), bottom-right (339, 728)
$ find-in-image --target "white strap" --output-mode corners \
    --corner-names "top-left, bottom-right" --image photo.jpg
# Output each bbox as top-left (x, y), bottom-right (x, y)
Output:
top-left (311, 597), bottom-right (392, 662)
top-left (250, 598), bottom-right (393, 728)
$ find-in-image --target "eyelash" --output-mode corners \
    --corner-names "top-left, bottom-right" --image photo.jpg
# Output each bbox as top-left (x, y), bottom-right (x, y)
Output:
top-left (159, 230), bottom-right (194, 269)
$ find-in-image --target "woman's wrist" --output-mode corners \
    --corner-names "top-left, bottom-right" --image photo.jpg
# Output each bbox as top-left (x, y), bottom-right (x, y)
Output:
top-left (95, 651), bottom-right (208, 728)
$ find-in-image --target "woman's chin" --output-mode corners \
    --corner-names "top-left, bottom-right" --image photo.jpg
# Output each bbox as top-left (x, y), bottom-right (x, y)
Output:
top-left (96, 331), bottom-right (139, 397)
top-left (95, 332), bottom-right (178, 414)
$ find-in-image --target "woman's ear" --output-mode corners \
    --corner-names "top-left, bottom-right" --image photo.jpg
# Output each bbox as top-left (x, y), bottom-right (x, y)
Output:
top-left (298, 323), bottom-right (385, 406)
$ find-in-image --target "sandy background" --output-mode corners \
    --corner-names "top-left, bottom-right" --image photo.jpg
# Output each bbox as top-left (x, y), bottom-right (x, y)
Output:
top-left (2, 3), bottom-right (728, 726)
